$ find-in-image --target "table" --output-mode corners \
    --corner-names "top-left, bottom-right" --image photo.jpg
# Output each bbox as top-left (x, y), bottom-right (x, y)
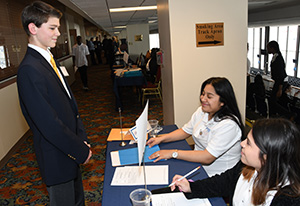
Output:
top-left (113, 73), bottom-right (147, 110)
top-left (102, 125), bottom-right (226, 206)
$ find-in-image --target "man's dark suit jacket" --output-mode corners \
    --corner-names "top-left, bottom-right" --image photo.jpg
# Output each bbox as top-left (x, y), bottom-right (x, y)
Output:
top-left (17, 47), bottom-right (89, 186)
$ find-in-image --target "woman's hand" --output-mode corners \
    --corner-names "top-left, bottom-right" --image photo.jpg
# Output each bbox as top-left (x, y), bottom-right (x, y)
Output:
top-left (170, 175), bottom-right (191, 192)
top-left (148, 149), bottom-right (176, 162)
top-left (146, 136), bottom-right (163, 148)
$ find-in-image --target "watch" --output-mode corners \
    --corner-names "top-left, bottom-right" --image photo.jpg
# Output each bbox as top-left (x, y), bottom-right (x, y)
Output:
top-left (172, 150), bottom-right (178, 159)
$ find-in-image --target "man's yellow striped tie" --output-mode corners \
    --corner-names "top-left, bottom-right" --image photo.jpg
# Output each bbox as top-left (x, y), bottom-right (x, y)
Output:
top-left (50, 55), bottom-right (62, 81)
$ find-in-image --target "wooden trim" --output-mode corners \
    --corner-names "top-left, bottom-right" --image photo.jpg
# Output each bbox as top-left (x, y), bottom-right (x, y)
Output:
top-left (0, 130), bottom-right (32, 169)
top-left (0, 76), bottom-right (17, 89)
top-left (0, 55), bottom-right (72, 89)
top-left (58, 54), bottom-right (73, 62)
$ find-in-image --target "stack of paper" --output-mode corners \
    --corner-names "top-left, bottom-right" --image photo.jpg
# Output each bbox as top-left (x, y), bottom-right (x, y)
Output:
top-left (111, 165), bottom-right (168, 185)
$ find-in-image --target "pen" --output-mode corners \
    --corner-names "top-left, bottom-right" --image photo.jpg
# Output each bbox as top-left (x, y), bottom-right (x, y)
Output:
top-left (168, 166), bottom-right (201, 187)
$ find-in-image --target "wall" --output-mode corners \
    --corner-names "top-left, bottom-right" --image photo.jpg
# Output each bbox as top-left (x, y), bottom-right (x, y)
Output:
top-left (157, 0), bottom-right (248, 127)
top-left (0, 83), bottom-right (29, 160)
top-left (157, 0), bottom-right (174, 125)
top-left (127, 24), bottom-right (150, 62)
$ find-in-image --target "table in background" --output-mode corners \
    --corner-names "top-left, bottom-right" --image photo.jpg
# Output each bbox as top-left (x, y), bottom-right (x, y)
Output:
top-left (102, 125), bottom-right (226, 206)
top-left (113, 72), bottom-right (147, 110)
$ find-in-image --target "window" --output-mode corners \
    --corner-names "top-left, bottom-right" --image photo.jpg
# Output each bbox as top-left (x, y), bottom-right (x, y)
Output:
top-left (249, 25), bottom-right (300, 79)
top-left (0, 46), bottom-right (9, 69)
top-left (286, 26), bottom-right (298, 76)
top-left (149, 33), bottom-right (160, 50)
top-left (248, 27), bottom-right (265, 71)
top-left (248, 28), bottom-right (254, 68)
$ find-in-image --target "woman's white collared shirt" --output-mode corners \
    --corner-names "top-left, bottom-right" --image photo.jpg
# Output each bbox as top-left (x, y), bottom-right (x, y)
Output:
top-left (233, 171), bottom-right (277, 206)
top-left (182, 106), bottom-right (241, 177)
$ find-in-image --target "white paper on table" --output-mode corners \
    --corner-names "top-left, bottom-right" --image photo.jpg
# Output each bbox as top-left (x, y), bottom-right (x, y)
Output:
top-left (129, 122), bottom-right (152, 141)
top-left (114, 69), bottom-right (124, 77)
top-left (152, 192), bottom-right (211, 206)
top-left (111, 165), bottom-right (168, 186)
top-left (136, 100), bottom-right (149, 166)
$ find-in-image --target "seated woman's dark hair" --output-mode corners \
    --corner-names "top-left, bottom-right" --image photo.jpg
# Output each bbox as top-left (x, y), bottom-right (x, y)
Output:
top-left (250, 118), bottom-right (300, 204)
top-left (200, 77), bottom-right (244, 139)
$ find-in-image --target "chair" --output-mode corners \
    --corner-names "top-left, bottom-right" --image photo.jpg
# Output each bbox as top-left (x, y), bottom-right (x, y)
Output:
top-left (141, 66), bottom-right (162, 105)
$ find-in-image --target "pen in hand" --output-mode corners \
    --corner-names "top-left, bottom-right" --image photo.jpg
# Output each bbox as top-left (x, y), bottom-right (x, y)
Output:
top-left (169, 166), bottom-right (201, 187)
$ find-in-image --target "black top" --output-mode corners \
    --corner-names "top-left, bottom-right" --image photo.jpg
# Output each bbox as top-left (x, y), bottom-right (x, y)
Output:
top-left (270, 53), bottom-right (287, 84)
top-left (184, 161), bottom-right (300, 206)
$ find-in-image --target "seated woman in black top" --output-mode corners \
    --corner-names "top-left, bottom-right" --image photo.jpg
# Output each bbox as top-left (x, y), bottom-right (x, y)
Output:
top-left (171, 118), bottom-right (300, 206)
top-left (247, 74), bottom-right (267, 116)
top-left (145, 48), bottom-right (160, 83)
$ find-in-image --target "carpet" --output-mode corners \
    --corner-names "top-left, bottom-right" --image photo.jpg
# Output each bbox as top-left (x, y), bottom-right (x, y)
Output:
top-left (0, 63), bottom-right (163, 205)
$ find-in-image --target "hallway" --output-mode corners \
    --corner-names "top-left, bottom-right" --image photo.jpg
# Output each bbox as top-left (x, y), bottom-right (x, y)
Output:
top-left (0, 63), bottom-right (163, 205)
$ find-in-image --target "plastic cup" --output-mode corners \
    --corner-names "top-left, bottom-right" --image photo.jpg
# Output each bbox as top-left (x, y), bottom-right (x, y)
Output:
top-left (129, 188), bottom-right (152, 206)
top-left (148, 119), bottom-right (159, 138)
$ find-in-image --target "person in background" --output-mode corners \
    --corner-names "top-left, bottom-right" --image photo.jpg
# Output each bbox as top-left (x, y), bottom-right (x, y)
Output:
top-left (87, 37), bottom-right (96, 65)
top-left (73, 36), bottom-right (90, 91)
top-left (112, 36), bottom-right (119, 54)
top-left (247, 74), bottom-right (267, 116)
top-left (18, 2), bottom-right (92, 205)
top-left (102, 35), bottom-right (109, 64)
top-left (148, 77), bottom-right (244, 177)
top-left (145, 48), bottom-right (159, 83)
top-left (119, 38), bottom-right (128, 53)
top-left (93, 36), bottom-right (102, 64)
top-left (171, 118), bottom-right (300, 206)
top-left (106, 38), bottom-right (115, 70)
top-left (267, 40), bottom-right (287, 116)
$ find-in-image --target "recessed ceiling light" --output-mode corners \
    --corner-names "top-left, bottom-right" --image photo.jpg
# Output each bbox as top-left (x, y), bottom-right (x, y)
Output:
top-left (114, 26), bottom-right (127, 29)
top-left (110, 6), bottom-right (157, 12)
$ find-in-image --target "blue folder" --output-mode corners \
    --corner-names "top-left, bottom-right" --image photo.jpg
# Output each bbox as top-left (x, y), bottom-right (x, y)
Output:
top-left (118, 145), bottom-right (163, 165)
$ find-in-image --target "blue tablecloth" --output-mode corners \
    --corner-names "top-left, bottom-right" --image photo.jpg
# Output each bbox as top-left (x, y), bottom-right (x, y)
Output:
top-left (102, 125), bottom-right (226, 206)
top-left (113, 74), bottom-right (147, 110)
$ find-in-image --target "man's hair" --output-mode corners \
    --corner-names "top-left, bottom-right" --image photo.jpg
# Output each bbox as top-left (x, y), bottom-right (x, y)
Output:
top-left (21, 1), bottom-right (62, 36)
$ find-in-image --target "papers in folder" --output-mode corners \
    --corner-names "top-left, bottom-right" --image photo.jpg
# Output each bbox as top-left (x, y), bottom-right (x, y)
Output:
top-left (111, 165), bottom-right (168, 186)
top-left (110, 145), bottom-right (162, 167)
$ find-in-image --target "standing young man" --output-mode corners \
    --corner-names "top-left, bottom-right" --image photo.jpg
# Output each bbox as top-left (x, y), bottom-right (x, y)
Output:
top-left (17, 1), bottom-right (92, 205)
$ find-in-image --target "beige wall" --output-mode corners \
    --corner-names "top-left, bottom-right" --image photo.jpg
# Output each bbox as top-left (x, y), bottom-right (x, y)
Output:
top-left (0, 83), bottom-right (29, 160)
top-left (157, 0), bottom-right (248, 127)
top-left (127, 24), bottom-right (150, 61)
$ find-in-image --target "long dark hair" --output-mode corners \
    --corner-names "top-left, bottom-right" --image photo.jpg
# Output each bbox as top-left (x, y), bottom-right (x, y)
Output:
top-left (267, 40), bottom-right (282, 56)
top-left (250, 118), bottom-right (300, 204)
top-left (200, 77), bottom-right (244, 139)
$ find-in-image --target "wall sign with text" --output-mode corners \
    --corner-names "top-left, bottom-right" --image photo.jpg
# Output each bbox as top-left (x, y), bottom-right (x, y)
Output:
top-left (196, 23), bottom-right (224, 47)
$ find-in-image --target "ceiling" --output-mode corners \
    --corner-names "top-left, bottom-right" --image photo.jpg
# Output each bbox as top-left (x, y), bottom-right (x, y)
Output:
top-left (58, 0), bottom-right (300, 36)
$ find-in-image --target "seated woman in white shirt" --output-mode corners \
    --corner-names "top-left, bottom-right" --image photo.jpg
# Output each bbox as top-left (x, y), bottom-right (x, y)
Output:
top-left (171, 118), bottom-right (300, 206)
top-left (147, 77), bottom-right (244, 177)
